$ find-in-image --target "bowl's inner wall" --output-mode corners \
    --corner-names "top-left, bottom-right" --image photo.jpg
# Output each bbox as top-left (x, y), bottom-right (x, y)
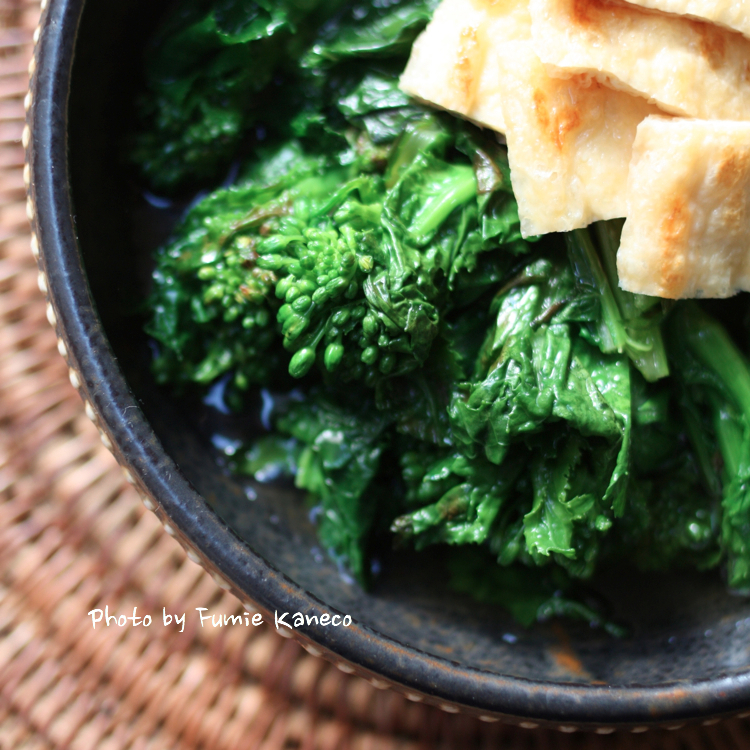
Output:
top-left (67, 0), bottom-right (750, 686)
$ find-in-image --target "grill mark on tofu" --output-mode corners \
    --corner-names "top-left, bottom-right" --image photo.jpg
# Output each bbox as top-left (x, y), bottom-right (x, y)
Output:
top-left (531, 85), bottom-right (583, 151)
top-left (450, 26), bottom-right (482, 111)
top-left (716, 146), bottom-right (750, 190)
top-left (714, 146), bottom-right (750, 244)
top-left (658, 196), bottom-right (690, 297)
top-left (571, 0), bottom-right (611, 26)
top-left (689, 19), bottom-right (727, 69)
top-left (570, 0), bottom-right (653, 27)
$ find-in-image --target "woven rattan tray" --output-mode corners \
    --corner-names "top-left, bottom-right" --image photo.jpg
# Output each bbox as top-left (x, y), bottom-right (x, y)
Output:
top-left (4, 0), bottom-right (750, 746)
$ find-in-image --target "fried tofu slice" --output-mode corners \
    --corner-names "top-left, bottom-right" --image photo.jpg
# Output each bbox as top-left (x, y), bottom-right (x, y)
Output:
top-left (399, 0), bottom-right (532, 132)
top-left (618, 117), bottom-right (750, 299)
top-left (623, 0), bottom-right (750, 41)
top-left (496, 42), bottom-right (662, 237)
top-left (530, 0), bottom-right (750, 120)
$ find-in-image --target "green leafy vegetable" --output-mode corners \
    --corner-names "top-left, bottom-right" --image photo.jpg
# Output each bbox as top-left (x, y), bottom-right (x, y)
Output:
top-left (136, 0), bottom-right (750, 631)
top-left (668, 303), bottom-right (750, 590)
top-left (447, 547), bottom-right (626, 636)
top-left (278, 391), bottom-right (391, 583)
top-left (130, 0), bottom-right (438, 192)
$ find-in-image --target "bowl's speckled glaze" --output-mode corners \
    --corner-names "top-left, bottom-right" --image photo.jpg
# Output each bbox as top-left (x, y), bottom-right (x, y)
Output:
top-left (26, 0), bottom-right (750, 730)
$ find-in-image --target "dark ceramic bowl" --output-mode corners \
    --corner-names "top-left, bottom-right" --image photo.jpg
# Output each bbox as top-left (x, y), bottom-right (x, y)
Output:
top-left (26, 0), bottom-right (750, 731)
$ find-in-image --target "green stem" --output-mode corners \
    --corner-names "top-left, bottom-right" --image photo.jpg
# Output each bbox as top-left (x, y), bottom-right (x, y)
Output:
top-left (711, 394), bottom-right (744, 478)
top-left (566, 228), bottom-right (626, 353)
top-left (680, 392), bottom-right (722, 498)
top-left (310, 176), bottom-right (371, 220)
top-left (678, 303), bottom-right (750, 419)
top-left (409, 166), bottom-right (477, 239)
top-left (385, 117), bottom-right (450, 188)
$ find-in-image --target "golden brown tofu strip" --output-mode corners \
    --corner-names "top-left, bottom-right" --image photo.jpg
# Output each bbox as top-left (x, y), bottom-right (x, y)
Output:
top-left (399, 0), bottom-right (532, 132)
top-left (618, 117), bottom-right (750, 299)
top-left (530, 0), bottom-right (750, 120)
top-left (496, 42), bottom-right (661, 236)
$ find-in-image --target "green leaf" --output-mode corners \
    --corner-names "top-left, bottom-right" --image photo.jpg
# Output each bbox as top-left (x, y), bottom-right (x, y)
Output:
top-left (337, 74), bottom-right (412, 118)
top-left (524, 435), bottom-right (589, 559)
top-left (447, 548), bottom-right (625, 634)
top-left (392, 451), bottom-right (525, 547)
top-left (302, 0), bottom-right (437, 68)
top-left (235, 434), bottom-right (300, 482)
top-left (277, 391), bottom-right (392, 585)
top-left (668, 303), bottom-right (750, 590)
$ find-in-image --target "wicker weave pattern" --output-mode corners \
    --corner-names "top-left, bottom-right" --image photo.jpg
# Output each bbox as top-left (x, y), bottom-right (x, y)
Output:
top-left (5, 0), bottom-right (750, 746)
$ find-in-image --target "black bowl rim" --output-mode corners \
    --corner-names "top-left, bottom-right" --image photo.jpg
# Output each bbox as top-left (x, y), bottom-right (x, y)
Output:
top-left (26, 0), bottom-right (750, 728)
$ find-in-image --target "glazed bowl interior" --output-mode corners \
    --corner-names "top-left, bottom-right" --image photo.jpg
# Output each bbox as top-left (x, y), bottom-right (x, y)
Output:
top-left (39, 0), bottom-right (750, 724)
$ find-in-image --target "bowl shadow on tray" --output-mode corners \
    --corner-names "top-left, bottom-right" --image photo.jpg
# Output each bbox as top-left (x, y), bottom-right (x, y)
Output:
top-left (65, 0), bottom-right (750, 692)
